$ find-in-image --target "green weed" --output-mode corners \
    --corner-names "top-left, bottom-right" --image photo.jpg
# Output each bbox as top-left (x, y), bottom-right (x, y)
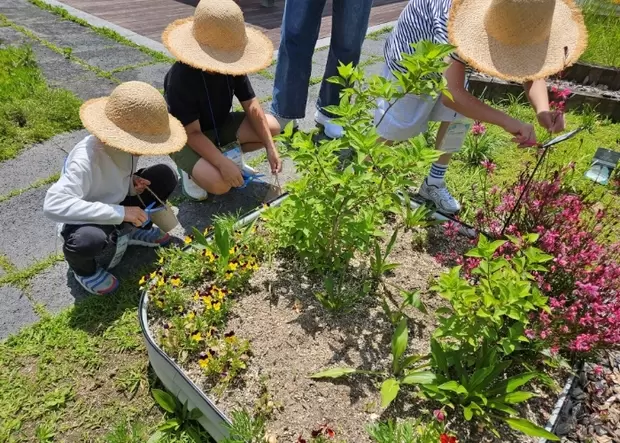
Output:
top-left (580, 0), bottom-right (620, 66)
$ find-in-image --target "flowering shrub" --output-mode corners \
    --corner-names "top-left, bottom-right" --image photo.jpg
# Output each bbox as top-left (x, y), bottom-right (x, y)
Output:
top-left (462, 162), bottom-right (620, 355)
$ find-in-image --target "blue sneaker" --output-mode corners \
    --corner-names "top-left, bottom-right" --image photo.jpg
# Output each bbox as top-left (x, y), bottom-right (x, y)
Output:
top-left (129, 226), bottom-right (171, 247)
top-left (74, 268), bottom-right (119, 295)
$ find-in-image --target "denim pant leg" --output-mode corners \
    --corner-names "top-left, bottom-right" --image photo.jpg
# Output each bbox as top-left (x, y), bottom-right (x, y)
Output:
top-left (271, 0), bottom-right (327, 119)
top-left (317, 0), bottom-right (373, 117)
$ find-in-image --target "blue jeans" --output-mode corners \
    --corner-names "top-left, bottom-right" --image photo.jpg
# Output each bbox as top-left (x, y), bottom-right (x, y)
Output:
top-left (270, 0), bottom-right (373, 119)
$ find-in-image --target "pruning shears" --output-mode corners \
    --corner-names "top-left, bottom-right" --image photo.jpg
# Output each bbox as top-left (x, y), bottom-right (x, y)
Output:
top-left (237, 170), bottom-right (265, 189)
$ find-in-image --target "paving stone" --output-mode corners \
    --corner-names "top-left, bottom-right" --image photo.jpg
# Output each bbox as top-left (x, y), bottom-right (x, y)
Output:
top-left (29, 260), bottom-right (87, 314)
top-left (0, 130), bottom-right (88, 197)
top-left (364, 61), bottom-right (386, 77)
top-left (0, 23), bottom-right (29, 46)
top-left (2, 0), bottom-right (153, 71)
top-left (114, 62), bottom-right (172, 90)
top-left (247, 74), bottom-right (274, 100)
top-left (0, 186), bottom-right (59, 269)
top-left (30, 42), bottom-right (117, 100)
top-left (361, 35), bottom-right (388, 60)
top-left (0, 286), bottom-right (39, 341)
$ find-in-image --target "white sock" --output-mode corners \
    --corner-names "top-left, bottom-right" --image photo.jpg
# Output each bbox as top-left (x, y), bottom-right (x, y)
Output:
top-left (427, 162), bottom-right (448, 186)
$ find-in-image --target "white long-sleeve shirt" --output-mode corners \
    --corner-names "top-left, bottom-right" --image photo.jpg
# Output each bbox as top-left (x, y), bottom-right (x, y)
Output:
top-left (44, 135), bottom-right (137, 226)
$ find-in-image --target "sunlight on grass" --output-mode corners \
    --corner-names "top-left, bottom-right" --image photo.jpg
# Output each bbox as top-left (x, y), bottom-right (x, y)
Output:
top-left (580, 0), bottom-right (620, 67)
top-left (0, 45), bottom-right (82, 162)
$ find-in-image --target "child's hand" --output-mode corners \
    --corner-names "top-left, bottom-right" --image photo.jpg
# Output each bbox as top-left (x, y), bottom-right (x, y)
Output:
top-left (124, 206), bottom-right (148, 227)
top-left (537, 111), bottom-right (565, 134)
top-left (133, 176), bottom-right (151, 194)
top-left (266, 147), bottom-right (282, 174)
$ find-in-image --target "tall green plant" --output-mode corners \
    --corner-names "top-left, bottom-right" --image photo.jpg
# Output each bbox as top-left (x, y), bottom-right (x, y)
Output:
top-left (265, 42), bottom-right (453, 308)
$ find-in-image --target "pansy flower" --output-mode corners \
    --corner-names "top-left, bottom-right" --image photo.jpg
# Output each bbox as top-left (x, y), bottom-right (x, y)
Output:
top-left (225, 271), bottom-right (234, 280)
top-left (224, 331), bottom-right (236, 343)
top-left (184, 235), bottom-right (193, 245)
top-left (193, 291), bottom-right (200, 301)
top-left (186, 311), bottom-right (196, 320)
top-left (212, 301), bottom-right (222, 311)
top-left (170, 274), bottom-right (181, 287)
top-left (177, 305), bottom-right (185, 314)
top-left (229, 246), bottom-right (237, 255)
top-left (198, 349), bottom-right (216, 368)
top-left (138, 275), bottom-right (147, 286)
top-left (155, 297), bottom-right (165, 308)
top-left (158, 257), bottom-right (164, 265)
top-left (228, 261), bottom-right (239, 271)
top-left (190, 330), bottom-right (202, 342)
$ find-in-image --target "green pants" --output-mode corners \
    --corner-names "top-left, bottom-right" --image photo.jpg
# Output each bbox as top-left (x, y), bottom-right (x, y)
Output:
top-left (171, 112), bottom-right (245, 175)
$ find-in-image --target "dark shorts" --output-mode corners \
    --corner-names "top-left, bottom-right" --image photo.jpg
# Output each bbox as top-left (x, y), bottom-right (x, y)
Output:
top-left (170, 112), bottom-right (246, 175)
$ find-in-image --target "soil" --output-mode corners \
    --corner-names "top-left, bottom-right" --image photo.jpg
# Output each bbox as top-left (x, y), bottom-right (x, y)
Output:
top-left (149, 225), bottom-right (560, 443)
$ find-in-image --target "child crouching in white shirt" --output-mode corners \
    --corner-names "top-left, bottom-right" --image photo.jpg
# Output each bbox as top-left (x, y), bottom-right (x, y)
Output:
top-left (44, 81), bottom-right (187, 295)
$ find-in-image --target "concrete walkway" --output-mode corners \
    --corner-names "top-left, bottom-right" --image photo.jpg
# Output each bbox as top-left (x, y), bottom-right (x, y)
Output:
top-left (0, 0), bottom-right (391, 339)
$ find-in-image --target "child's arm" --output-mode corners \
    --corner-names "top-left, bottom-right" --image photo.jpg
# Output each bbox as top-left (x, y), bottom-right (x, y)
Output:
top-left (523, 79), bottom-right (565, 133)
top-left (440, 60), bottom-right (536, 145)
top-left (44, 158), bottom-right (127, 225)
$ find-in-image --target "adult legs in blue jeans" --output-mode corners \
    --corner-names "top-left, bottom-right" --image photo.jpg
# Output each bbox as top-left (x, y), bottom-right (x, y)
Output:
top-left (271, 0), bottom-right (373, 121)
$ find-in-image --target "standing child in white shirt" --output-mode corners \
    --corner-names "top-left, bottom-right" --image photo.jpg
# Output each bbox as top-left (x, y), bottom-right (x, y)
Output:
top-left (376, 0), bottom-right (587, 214)
top-left (44, 81), bottom-right (187, 295)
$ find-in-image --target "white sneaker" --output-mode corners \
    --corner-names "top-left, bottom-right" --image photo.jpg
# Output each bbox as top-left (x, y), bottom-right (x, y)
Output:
top-left (314, 110), bottom-right (344, 139)
top-left (178, 168), bottom-right (208, 201)
top-left (418, 179), bottom-right (461, 214)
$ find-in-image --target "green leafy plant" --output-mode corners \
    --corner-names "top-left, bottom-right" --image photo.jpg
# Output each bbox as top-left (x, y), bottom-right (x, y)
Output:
top-left (433, 234), bottom-right (552, 357)
top-left (311, 318), bottom-right (434, 408)
top-left (148, 389), bottom-right (209, 443)
top-left (265, 42), bottom-right (452, 311)
top-left (381, 288), bottom-right (427, 326)
top-left (222, 409), bottom-right (267, 443)
top-left (420, 340), bottom-right (557, 440)
top-left (417, 236), bottom-right (560, 440)
top-left (367, 412), bottom-right (456, 443)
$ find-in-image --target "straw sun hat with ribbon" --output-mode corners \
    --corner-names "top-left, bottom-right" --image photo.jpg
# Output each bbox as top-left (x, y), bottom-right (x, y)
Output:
top-left (162, 0), bottom-right (273, 75)
top-left (449, 0), bottom-right (588, 82)
top-left (79, 81), bottom-right (187, 156)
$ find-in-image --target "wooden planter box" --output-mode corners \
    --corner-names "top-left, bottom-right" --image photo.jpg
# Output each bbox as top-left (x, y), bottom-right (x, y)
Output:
top-left (560, 62), bottom-right (620, 91)
top-left (468, 74), bottom-right (620, 122)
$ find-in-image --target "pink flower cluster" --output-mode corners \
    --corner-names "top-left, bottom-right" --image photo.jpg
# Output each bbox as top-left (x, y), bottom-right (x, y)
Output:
top-left (469, 165), bottom-right (620, 355)
top-left (550, 86), bottom-right (571, 113)
top-left (472, 121), bottom-right (486, 136)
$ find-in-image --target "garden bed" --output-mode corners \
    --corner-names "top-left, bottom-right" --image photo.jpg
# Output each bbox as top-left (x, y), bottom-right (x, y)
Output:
top-left (141, 213), bottom-right (563, 442)
top-left (559, 62), bottom-right (620, 91)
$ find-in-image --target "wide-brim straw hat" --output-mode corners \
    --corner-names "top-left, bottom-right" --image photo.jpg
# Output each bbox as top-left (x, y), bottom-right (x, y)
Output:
top-left (449, 0), bottom-right (588, 82)
top-left (80, 81), bottom-right (187, 156)
top-left (162, 0), bottom-right (273, 75)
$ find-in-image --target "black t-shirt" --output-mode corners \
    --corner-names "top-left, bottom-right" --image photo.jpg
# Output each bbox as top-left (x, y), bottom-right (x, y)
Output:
top-left (164, 62), bottom-right (256, 131)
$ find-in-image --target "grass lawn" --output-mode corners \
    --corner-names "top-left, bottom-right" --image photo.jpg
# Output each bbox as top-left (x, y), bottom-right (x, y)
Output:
top-left (0, 275), bottom-right (168, 442)
top-left (580, 0), bottom-right (620, 67)
top-left (0, 44), bottom-right (82, 162)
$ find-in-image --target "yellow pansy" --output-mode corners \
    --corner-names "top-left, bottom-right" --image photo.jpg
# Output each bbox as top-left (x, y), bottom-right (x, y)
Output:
top-left (213, 301), bottom-right (221, 311)
top-left (228, 262), bottom-right (238, 271)
top-left (184, 236), bottom-right (192, 244)
top-left (191, 331), bottom-right (202, 342)
top-left (187, 311), bottom-right (195, 320)
top-left (150, 271), bottom-right (157, 279)
top-left (229, 246), bottom-right (236, 255)
top-left (193, 291), bottom-right (200, 301)
top-left (170, 276), bottom-right (181, 287)
top-left (157, 278), bottom-right (165, 287)
top-left (158, 257), bottom-right (164, 265)
top-left (138, 275), bottom-right (146, 286)
top-left (225, 271), bottom-right (233, 280)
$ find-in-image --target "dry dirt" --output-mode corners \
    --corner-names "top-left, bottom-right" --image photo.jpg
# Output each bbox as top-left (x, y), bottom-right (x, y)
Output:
top-left (152, 226), bottom-right (561, 442)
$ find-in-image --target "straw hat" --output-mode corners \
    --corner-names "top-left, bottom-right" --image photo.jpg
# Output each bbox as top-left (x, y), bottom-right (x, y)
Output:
top-left (162, 0), bottom-right (273, 75)
top-left (80, 82), bottom-right (187, 156)
top-left (448, 0), bottom-right (588, 82)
